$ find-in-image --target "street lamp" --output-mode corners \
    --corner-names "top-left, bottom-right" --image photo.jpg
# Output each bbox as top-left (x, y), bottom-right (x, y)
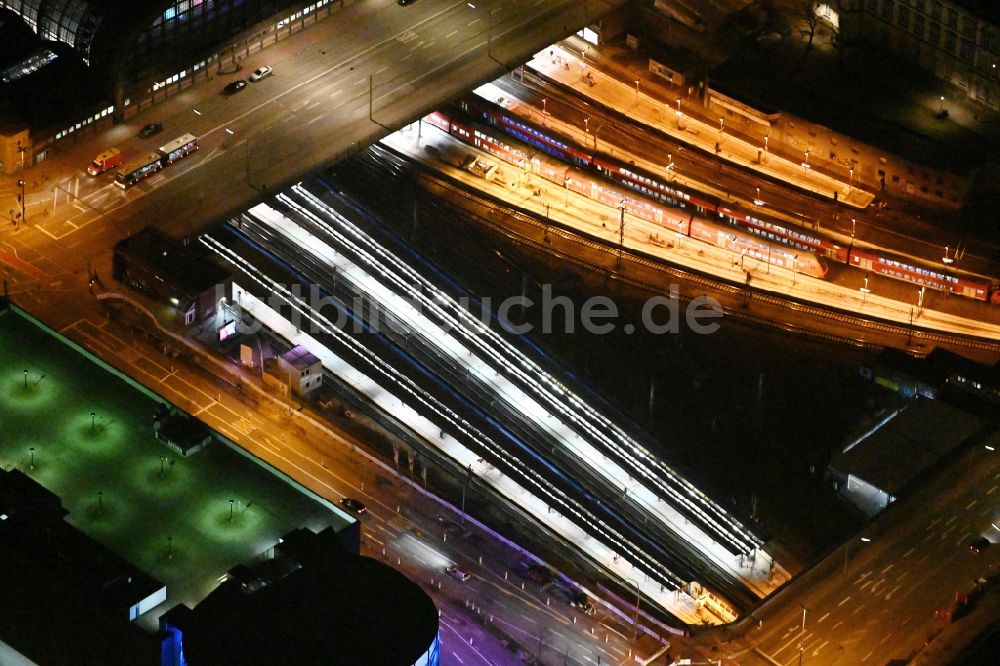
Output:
top-left (718, 116), bottom-right (725, 132)
top-left (563, 177), bottom-right (572, 207)
top-left (791, 254), bottom-right (799, 287)
top-left (29, 447), bottom-right (34, 470)
top-left (229, 499), bottom-right (235, 522)
top-left (16, 179), bottom-right (25, 226)
top-left (541, 98), bottom-right (547, 126)
top-left (634, 79), bottom-right (640, 105)
top-left (847, 217), bottom-right (856, 262)
top-left (675, 97), bottom-right (681, 113)
top-left (802, 150), bottom-right (811, 174)
top-left (939, 95), bottom-right (945, 113)
top-left (848, 166), bottom-right (855, 194)
top-left (798, 605), bottom-right (808, 665)
top-left (617, 200), bottom-right (627, 273)
top-left (942, 246), bottom-right (955, 265)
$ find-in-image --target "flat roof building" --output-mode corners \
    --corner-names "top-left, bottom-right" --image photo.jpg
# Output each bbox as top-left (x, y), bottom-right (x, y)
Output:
top-left (163, 526), bottom-right (441, 666)
top-left (0, 469), bottom-right (168, 666)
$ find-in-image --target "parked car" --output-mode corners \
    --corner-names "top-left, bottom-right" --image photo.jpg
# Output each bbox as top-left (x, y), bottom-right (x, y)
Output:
top-left (138, 122), bottom-right (163, 138)
top-left (223, 79), bottom-right (247, 94)
top-left (249, 65), bottom-right (273, 82)
top-left (446, 565), bottom-right (471, 582)
top-left (339, 497), bottom-right (367, 515)
top-left (969, 536), bottom-right (990, 553)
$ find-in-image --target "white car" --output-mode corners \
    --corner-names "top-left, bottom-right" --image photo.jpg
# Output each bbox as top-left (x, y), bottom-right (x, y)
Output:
top-left (446, 565), bottom-right (471, 582)
top-left (249, 65), bottom-right (273, 82)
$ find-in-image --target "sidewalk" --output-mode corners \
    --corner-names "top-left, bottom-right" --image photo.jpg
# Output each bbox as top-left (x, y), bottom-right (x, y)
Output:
top-left (527, 44), bottom-right (874, 209)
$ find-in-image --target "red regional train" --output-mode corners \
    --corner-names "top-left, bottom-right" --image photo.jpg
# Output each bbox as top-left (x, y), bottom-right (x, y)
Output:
top-left (424, 109), bottom-right (828, 279)
top-left (452, 95), bottom-right (999, 303)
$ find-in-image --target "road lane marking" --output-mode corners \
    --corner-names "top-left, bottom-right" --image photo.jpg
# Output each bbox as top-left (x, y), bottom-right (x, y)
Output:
top-left (965, 499), bottom-right (978, 510)
top-left (926, 517), bottom-right (941, 530)
top-left (817, 612), bottom-right (830, 623)
top-left (880, 564), bottom-right (894, 574)
top-left (446, 29), bottom-right (458, 38)
top-left (852, 603), bottom-right (866, 615)
top-left (945, 516), bottom-right (957, 525)
top-left (884, 584), bottom-right (901, 600)
top-left (375, 66), bottom-right (388, 75)
top-left (838, 595), bottom-right (851, 607)
top-left (468, 18), bottom-right (481, 25)
top-left (903, 547), bottom-right (915, 558)
top-left (990, 484), bottom-right (999, 495)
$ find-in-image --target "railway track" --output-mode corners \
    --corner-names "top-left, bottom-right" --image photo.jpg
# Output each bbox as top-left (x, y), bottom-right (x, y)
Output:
top-left (373, 142), bottom-right (1000, 358)
top-left (504, 68), bottom-right (1000, 284)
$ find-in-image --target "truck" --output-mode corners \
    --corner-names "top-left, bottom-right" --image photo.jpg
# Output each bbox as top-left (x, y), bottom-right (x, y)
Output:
top-left (87, 148), bottom-right (122, 176)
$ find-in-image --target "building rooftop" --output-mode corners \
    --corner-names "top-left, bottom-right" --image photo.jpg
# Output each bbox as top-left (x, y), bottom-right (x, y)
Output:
top-left (165, 527), bottom-right (439, 666)
top-left (114, 226), bottom-right (230, 303)
top-left (280, 344), bottom-right (321, 369)
top-left (0, 469), bottom-right (165, 666)
top-left (832, 399), bottom-right (986, 497)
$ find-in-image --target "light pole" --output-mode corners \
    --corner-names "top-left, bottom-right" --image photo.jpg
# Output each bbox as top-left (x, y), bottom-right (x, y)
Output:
top-left (583, 117), bottom-right (589, 142)
top-left (718, 116), bottom-right (725, 132)
top-left (541, 98), bottom-right (547, 126)
top-left (628, 579), bottom-right (641, 639)
top-left (844, 536), bottom-right (871, 573)
top-left (16, 179), bottom-right (25, 226)
top-left (791, 255), bottom-right (799, 288)
top-left (634, 79), bottom-right (640, 105)
top-left (802, 150), bottom-right (810, 175)
top-left (563, 177), bottom-right (572, 207)
top-left (798, 605), bottom-right (807, 665)
top-left (617, 200), bottom-right (627, 273)
top-left (29, 447), bottom-right (34, 470)
top-left (939, 95), bottom-right (945, 113)
top-left (860, 275), bottom-right (871, 305)
top-left (229, 499), bottom-right (235, 522)
top-left (847, 217), bottom-right (856, 262)
top-left (90, 412), bottom-right (96, 434)
top-left (848, 166), bottom-right (855, 194)
top-left (665, 154), bottom-right (675, 180)
top-left (23, 369), bottom-right (28, 388)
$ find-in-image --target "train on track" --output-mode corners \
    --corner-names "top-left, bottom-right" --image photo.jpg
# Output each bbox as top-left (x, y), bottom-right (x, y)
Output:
top-left (425, 108), bottom-right (828, 279)
top-left (442, 95), bottom-right (1000, 303)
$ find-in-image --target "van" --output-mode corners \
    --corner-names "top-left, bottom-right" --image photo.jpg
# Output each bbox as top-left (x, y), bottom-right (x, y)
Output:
top-left (88, 148), bottom-right (122, 176)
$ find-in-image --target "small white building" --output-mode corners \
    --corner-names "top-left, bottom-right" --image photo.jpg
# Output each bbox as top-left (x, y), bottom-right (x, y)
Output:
top-left (276, 345), bottom-right (322, 398)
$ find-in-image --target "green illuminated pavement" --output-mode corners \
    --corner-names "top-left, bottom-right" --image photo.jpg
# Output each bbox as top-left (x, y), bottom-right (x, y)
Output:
top-left (0, 308), bottom-right (350, 613)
